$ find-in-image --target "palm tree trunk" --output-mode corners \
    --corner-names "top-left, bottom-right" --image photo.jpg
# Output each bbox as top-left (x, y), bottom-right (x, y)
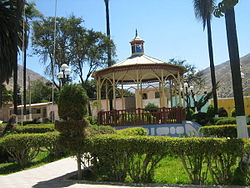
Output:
top-left (206, 19), bottom-right (218, 116)
top-left (225, 7), bottom-right (248, 138)
top-left (23, 23), bottom-right (27, 116)
top-left (104, 0), bottom-right (113, 110)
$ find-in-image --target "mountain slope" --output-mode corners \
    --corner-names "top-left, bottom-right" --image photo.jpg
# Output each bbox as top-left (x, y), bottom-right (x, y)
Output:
top-left (5, 65), bottom-right (48, 90)
top-left (200, 53), bottom-right (250, 97)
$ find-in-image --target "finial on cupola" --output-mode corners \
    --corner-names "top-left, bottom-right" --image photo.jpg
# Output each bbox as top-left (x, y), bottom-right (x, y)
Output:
top-left (130, 30), bottom-right (144, 56)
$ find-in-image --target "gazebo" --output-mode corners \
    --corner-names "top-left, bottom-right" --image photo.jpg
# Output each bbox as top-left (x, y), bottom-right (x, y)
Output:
top-left (92, 32), bottom-right (186, 127)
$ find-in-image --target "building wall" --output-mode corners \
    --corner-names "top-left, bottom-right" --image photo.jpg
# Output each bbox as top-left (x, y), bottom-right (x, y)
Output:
top-left (211, 96), bottom-right (250, 116)
top-left (0, 104), bottom-right (12, 122)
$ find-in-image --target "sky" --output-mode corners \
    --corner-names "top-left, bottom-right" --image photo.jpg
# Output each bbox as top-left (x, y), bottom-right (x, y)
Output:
top-left (25, 0), bottom-right (250, 79)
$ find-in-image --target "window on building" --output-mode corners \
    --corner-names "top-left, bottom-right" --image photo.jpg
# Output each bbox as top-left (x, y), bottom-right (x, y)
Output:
top-left (142, 93), bottom-right (147, 99)
top-left (155, 92), bottom-right (160, 98)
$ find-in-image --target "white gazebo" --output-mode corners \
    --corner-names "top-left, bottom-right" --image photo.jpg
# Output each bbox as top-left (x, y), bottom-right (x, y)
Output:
top-left (92, 32), bottom-right (186, 126)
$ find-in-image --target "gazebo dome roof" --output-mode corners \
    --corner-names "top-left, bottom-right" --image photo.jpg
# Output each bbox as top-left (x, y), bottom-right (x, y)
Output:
top-left (112, 54), bottom-right (165, 67)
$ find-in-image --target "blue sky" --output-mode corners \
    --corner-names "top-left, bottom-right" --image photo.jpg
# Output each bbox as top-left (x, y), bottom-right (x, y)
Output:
top-left (26, 0), bottom-right (250, 78)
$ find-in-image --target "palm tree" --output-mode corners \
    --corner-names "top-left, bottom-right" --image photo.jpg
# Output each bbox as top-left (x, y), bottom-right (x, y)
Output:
top-left (193, 0), bottom-right (218, 116)
top-left (0, 0), bottom-right (22, 84)
top-left (104, 0), bottom-right (113, 110)
top-left (22, 2), bottom-right (42, 116)
top-left (224, 6), bottom-right (248, 138)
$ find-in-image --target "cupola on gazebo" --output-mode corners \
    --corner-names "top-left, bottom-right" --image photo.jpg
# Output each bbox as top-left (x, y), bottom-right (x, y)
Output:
top-left (92, 32), bottom-right (186, 126)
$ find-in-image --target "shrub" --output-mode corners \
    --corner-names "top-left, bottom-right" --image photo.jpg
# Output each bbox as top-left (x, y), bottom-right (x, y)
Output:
top-left (86, 116), bottom-right (98, 125)
top-left (207, 104), bottom-right (215, 120)
top-left (186, 108), bottom-right (194, 121)
top-left (199, 124), bottom-right (250, 138)
top-left (0, 133), bottom-right (53, 167)
top-left (218, 107), bottom-right (228, 117)
top-left (58, 84), bottom-right (88, 120)
top-left (81, 135), bottom-right (245, 185)
top-left (116, 127), bottom-right (147, 136)
top-left (144, 103), bottom-right (159, 109)
top-left (231, 108), bottom-right (236, 117)
top-left (192, 112), bottom-right (208, 126)
top-left (86, 125), bottom-right (115, 136)
top-left (82, 135), bottom-right (169, 183)
top-left (214, 117), bottom-right (236, 125)
top-left (16, 124), bottom-right (55, 133)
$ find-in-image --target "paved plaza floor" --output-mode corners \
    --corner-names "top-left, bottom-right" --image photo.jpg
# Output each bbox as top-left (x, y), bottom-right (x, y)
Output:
top-left (0, 157), bottom-right (249, 188)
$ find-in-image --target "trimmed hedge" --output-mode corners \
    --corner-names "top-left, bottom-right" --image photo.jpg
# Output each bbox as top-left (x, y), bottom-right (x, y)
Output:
top-left (16, 124), bottom-right (55, 133)
top-left (81, 135), bottom-right (246, 184)
top-left (116, 127), bottom-right (147, 136)
top-left (86, 125), bottom-right (115, 136)
top-left (0, 133), bottom-right (57, 167)
top-left (200, 124), bottom-right (250, 138)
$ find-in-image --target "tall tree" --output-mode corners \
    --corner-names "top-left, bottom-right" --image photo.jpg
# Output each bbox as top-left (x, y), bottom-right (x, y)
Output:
top-left (104, 0), bottom-right (114, 111)
top-left (32, 16), bottom-right (115, 91)
top-left (193, 0), bottom-right (218, 116)
top-left (22, 2), bottom-right (42, 116)
top-left (0, 84), bottom-right (12, 107)
top-left (214, 0), bottom-right (248, 138)
top-left (0, 0), bottom-right (22, 84)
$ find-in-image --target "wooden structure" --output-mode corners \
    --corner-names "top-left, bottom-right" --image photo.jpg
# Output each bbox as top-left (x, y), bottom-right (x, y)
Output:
top-left (92, 32), bottom-right (186, 126)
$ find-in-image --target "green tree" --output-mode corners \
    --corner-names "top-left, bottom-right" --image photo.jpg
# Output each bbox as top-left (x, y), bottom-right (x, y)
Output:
top-left (29, 80), bottom-right (57, 104)
top-left (0, 84), bottom-right (12, 107)
top-left (169, 58), bottom-right (205, 93)
top-left (214, 0), bottom-right (248, 139)
top-left (193, 0), bottom-right (218, 116)
top-left (32, 16), bottom-right (115, 91)
top-left (22, 2), bottom-right (43, 116)
top-left (0, 0), bottom-right (23, 84)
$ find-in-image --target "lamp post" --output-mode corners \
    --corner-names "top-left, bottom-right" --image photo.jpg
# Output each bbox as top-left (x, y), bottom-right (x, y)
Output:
top-left (182, 83), bottom-right (195, 109)
top-left (57, 64), bottom-right (71, 86)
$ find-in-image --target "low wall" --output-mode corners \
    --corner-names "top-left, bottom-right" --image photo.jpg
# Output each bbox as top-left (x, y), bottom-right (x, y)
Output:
top-left (115, 121), bottom-right (201, 137)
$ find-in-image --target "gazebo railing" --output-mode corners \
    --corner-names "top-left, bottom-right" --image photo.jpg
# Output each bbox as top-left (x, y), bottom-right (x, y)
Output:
top-left (97, 107), bottom-right (186, 127)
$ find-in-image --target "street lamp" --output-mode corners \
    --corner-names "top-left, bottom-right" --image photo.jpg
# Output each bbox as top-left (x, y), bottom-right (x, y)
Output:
top-left (57, 64), bottom-right (71, 86)
top-left (182, 83), bottom-right (194, 109)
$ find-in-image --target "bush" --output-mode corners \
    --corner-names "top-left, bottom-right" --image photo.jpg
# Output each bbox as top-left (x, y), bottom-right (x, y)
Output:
top-left (218, 107), bottom-right (228, 117)
top-left (192, 112), bottom-right (208, 126)
top-left (16, 124), bottom-right (55, 133)
top-left (81, 135), bottom-right (245, 185)
top-left (116, 127), bottom-right (147, 136)
top-left (144, 103), bottom-right (159, 109)
top-left (186, 108), bottom-right (194, 121)
top-left (86, 116), bottom-right (98, 125)
top-left (0, 133), bottom-right (55, 167)
top-left (58, 84), bottom-right (88, 120)
top-left (199, 124), bottom-right (250, 138)
top-left (86, 125), bottom-right (115, 136)
top-left (18, 119), bottom-right (40, 125)
top-left (207, 104), bottom-right (215, 120)
top-left (231, 108), bottom-right (236, 117)
top-left (214, 117), bottom-right (236, 125)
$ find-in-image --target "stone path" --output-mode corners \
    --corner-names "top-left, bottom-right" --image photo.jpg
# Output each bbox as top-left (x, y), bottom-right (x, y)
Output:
top-left (0, 157), bottom-right (248, 188)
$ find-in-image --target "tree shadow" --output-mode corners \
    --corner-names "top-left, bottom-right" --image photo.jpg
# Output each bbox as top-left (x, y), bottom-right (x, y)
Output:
top-left (32, 171), bottom-right (77, 188)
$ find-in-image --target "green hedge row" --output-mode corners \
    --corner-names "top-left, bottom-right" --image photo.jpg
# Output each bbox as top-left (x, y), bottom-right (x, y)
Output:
top-left (16, 124), bottom-right (55, 133)
top-left (81, 135), bottom-right (248, 185)
top-left (116, 127), bottom-right (147, 136)
top-left (0, 132), bottom-right (61, 166)
top-left (200, 125), bottom-right (250, 138)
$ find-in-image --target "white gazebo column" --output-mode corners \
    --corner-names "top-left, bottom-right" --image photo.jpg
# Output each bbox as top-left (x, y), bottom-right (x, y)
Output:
top-left (121, 82), bottom-right (125, 110)
top-left (160, 70), bottom-right (166, 108)
top-left (112, 73), bottom-right (116, 109)
top-left (105, 82), bottom-right (109, 111)
top-left (136, 70), bottom-right (141, 108)
top-left (96, 77), bottom-right (102, 112)
top-left (177, 73), bottom-right (183, 107)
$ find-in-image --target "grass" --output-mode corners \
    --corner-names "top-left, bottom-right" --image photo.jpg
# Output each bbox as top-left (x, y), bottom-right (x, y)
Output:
top-left (0, 150), bottom-right (67, 175)
top-left (153, 156), bottom-right (190, 184)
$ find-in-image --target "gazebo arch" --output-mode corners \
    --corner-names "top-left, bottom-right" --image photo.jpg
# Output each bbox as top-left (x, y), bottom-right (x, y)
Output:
top-left (92, 32), bottom-right (186, 126)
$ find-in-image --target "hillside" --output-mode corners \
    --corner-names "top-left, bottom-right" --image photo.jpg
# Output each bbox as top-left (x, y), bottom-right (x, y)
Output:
top-left (200, 53), bottom-right (250, 98)
top-left (5, 65), bottom-right (48, 90)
